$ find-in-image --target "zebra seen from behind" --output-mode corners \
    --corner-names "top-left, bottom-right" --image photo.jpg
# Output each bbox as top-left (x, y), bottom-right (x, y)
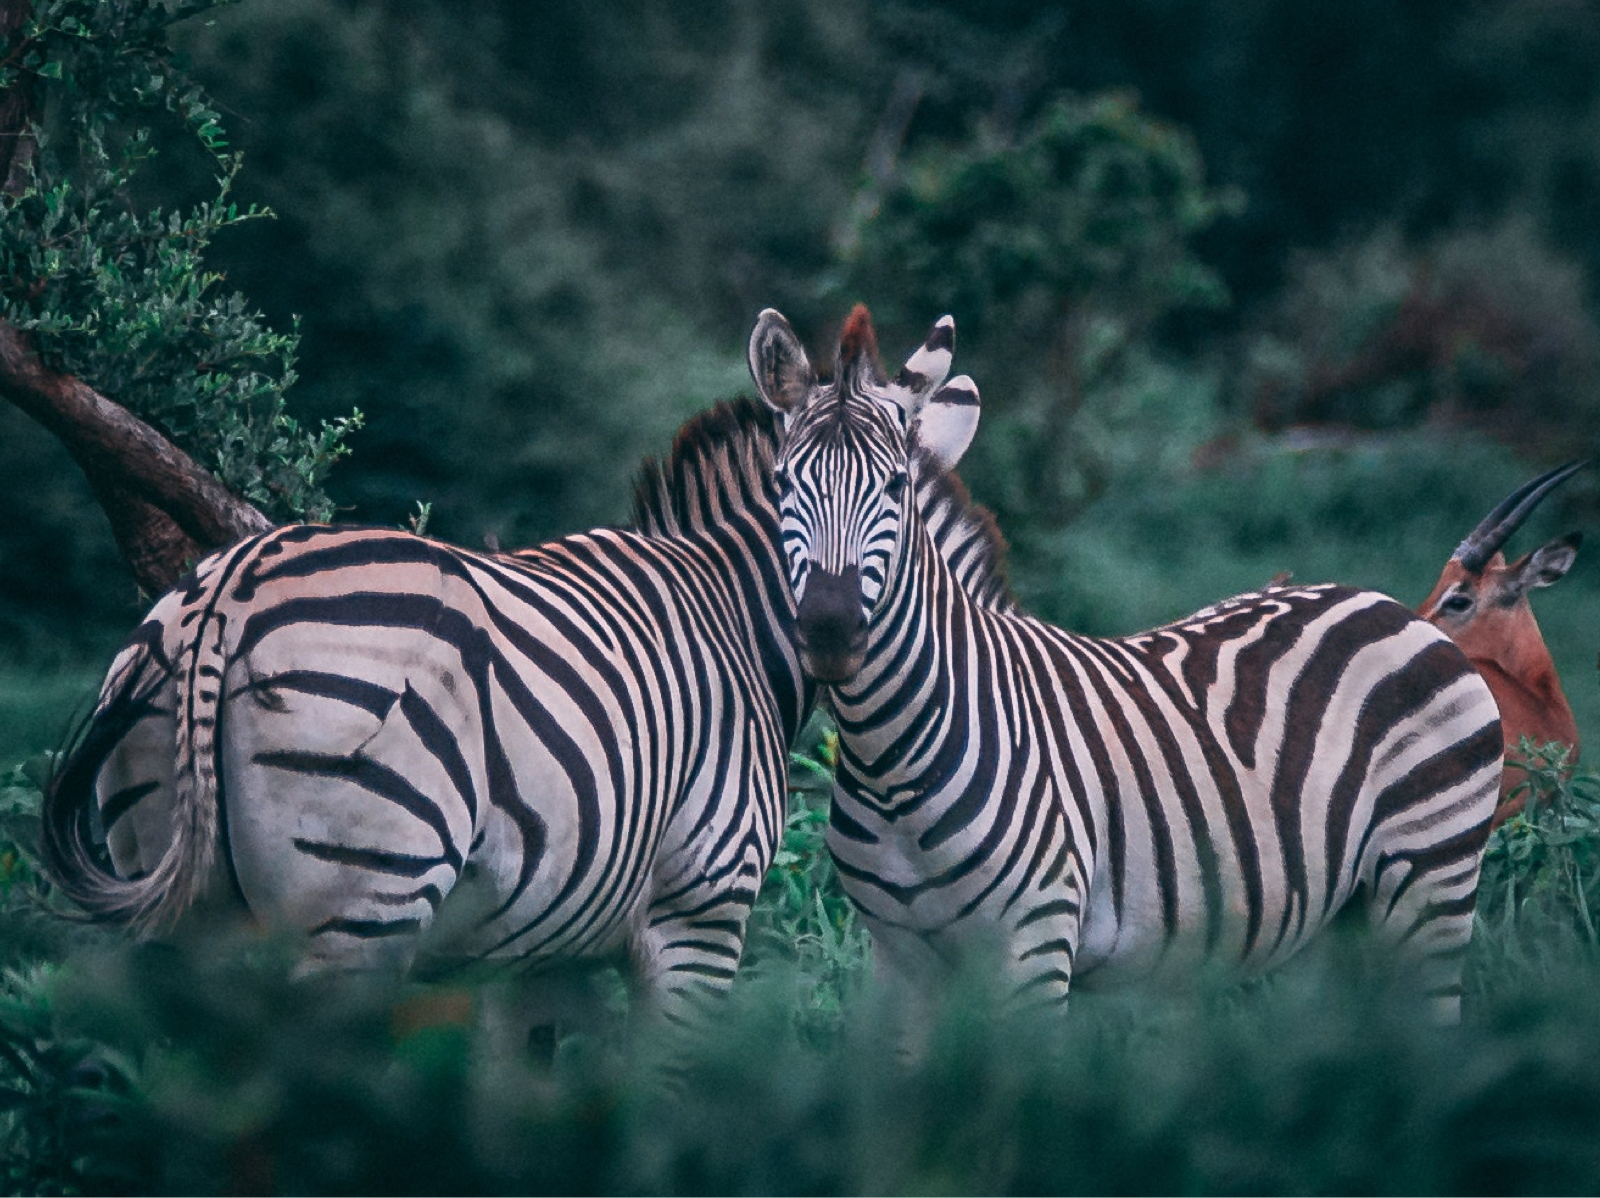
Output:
top-left (43, 393), bottom-right (1011, 1027)
top-left (749, 303), bottom-right (1504, 1026)
top-left (44, 400), bottom-right (810, 1027)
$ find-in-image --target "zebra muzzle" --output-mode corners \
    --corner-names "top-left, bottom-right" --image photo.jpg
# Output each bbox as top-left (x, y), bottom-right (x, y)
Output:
top-left (795, 565), bottom-right (868, 683)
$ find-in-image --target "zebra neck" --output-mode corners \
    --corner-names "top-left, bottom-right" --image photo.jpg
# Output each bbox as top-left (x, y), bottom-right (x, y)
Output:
top-left (696, 512), bottom-right (811, 745)
top-left (829, 520), bottom-right (974, 795)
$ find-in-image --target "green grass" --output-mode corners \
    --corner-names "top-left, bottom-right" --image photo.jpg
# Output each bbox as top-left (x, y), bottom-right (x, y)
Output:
top-left (6, 736), bottom-right (1600, 1194)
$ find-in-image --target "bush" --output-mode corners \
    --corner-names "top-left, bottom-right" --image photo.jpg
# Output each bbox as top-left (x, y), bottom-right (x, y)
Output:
top-left (846, 91), bottom-right (1237, 527)
top-left (9, 738), bottom-right (1600, 1192)
top-left (0, 0), bottom-right (359, 523)
top-left (1240, 221), bottom-right (1600, 459)
top-left (1471, 744), bottom-right (1600, 995)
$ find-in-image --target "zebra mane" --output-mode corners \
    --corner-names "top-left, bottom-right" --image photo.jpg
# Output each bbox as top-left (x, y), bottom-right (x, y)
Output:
top-left (912, 448), bottom-right (1015, 612)
top-left (631, 394), bottom-right (1013, 609)
top-left (630, 397), bottom-right (779, 537)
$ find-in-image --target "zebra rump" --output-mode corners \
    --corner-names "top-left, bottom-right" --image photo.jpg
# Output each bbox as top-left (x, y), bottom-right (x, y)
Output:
top-left (42, 391), bottom-right (1009, 1017)
top-left (42, 400), bottom-right (804, 1015)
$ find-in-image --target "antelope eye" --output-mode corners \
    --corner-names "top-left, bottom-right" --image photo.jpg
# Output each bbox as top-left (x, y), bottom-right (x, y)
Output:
top-left (885, 471), bottom-right (909, 503)
top-left (1440, 592), bottom-right (1474, 615)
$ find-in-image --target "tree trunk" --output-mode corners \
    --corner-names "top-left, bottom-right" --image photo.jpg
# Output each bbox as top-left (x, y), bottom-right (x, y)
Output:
top-left (0, 323), bottom-right (274, 592)
top-left (0, 1), bottom-right (273, 595)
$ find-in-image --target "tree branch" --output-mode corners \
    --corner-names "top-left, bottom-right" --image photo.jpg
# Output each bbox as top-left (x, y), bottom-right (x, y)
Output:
top-left (0, 1), bottom-right (276, 596)
top-left (0, 319), bottom-right (272, 593)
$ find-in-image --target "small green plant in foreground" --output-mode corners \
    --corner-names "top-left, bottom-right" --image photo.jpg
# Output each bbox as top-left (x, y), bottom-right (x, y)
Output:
top-left (7, 748), bottom-right (1600, 1192)
top-left (1470, 740), bottom-right (1600, 993)
top-left (743, 713), bottom-right (869, 1040)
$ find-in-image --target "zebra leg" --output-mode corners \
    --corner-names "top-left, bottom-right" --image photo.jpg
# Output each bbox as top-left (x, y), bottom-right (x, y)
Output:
top-left (634, 843), bottom-right (768, 1031)
top-left (862, 919), bottom-right (953, 1064)
top-left (1360, 771), bottom-right (1500, 1022)
top-left (469, 965), bottom-right (617, 1063)
top-left (633, 709), bottom-right (788, 1035)
top-left (1364, 844), bottom-right (1488, 1023)
top-left (614, 866), bottom-right (765, 1091)
top-left (1005, 872), bottom-right (1087, 1016)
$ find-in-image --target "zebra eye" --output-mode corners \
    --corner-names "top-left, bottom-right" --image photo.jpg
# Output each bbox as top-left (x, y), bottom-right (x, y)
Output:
top-left (773, 467), bottom-right (792, 494)
top-left (1440, 591), bottom-right (1473, 616)
top-left (885, 471), bottom-right (909, 503)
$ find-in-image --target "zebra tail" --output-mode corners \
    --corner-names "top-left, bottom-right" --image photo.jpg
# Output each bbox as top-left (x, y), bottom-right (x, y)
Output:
top-left (42, 595), bottom-right (228, 933)
top-left (164, 586), bottom-right (229, 931)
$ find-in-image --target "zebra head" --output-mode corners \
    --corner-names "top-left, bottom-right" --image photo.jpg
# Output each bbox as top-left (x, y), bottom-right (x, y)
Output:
top-left (748, 304), bottom-right (980, 683)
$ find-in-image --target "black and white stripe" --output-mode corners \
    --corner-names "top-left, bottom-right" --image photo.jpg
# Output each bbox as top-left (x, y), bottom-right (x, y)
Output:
top-left (43, 395), bottom-right (1004, 1021)
top-left (45, 402), bottom-right (808, 1020)
top-left (751, 306), bottom-right (1504, 1021)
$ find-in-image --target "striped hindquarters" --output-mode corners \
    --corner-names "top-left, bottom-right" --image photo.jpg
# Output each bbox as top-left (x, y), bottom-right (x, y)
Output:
top-left (44, 520), bottom-right (793, 1004)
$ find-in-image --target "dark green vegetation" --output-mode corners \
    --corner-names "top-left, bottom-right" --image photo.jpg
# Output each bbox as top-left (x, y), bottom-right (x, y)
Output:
top-left (5, 740), bottom-right (1600, 1193)
top-left (5, 1), bottom-right (1600, 1192)
top-left (6, 0), bottom-right (1600, 667)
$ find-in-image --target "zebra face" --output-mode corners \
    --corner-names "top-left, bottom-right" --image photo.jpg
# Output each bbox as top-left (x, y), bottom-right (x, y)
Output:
top-left (750, 304), bottom-right (981, 684)
top-left (773, 402), bottom-right (912, 682)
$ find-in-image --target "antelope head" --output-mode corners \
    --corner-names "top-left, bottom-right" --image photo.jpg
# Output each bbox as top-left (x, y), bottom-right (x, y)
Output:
top-left (1419, 458), bottom-right (1587, 816)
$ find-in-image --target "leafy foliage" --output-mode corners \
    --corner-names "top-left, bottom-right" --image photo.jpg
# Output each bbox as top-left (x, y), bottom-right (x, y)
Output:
top-left (6, 755), bottom-right (1600, 1192)
top-left (0, 757), bottom-right (48, 919)
top-left (743, 714), bottom-right (868, 1041)
top-left (847, 92), bottom-right (1236, 524)
top-left (851, 92), bottom-right (1232, 341)
top-left (0, 757), bottom-right (139, 1196)
top-left (0, 0), bottom-right (358, 521)
top-left (1471, 742), bottom-right (1600, 991)
top-left (1241, 222), bottom-right (1600, 459)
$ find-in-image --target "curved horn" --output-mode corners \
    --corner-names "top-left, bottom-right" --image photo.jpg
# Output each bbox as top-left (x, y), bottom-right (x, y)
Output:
top-left (1454, 458), bottom-right (1590, 573)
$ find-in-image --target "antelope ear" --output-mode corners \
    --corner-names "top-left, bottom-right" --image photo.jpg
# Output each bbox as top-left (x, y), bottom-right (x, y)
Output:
top-left (887, 315), bottom-right (955, 414)
top-left (912, 375), bottom-right (980, 469)
top-left (1509, 532), bottom-right (1581, 597)
top-left (748, 308), bottom-right (815, 415)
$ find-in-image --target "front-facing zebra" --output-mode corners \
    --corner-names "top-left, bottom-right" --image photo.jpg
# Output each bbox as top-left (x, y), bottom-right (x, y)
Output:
top-left (750, 304), bottom-right (1503, 1022)
top-left (44, 401), bottom-right (809, 1025)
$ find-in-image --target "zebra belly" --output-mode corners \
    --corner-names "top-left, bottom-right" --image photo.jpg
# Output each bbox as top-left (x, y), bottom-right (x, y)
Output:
top-left (832, 747), bottom-right (1371, 993)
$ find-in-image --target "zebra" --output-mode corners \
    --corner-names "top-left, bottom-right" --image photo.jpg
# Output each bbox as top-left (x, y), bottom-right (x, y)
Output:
top-left (43, 400), bottom-right (812, 1026)
top-left (42, 395), bottom-right (1007, 1026)
top-left (748, 303), bottom-right (1504, 1025)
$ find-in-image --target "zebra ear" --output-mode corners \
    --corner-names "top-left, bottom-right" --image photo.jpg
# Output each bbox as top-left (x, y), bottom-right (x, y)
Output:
top-left (912, 375), bottom-right (980, 469)
top-left (888, 315), bottom-right (956, 414)
top-left (748, 308), bottom-right (815, 416)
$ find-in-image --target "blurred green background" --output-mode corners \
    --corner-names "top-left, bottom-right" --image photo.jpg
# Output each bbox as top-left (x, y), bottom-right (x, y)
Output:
top-left (5, 0), bottom-right (1598, 762)
top-left (8, 5), bottom-right (1600, 1191)
top-left (4, 0), bottom-right (1599, 759)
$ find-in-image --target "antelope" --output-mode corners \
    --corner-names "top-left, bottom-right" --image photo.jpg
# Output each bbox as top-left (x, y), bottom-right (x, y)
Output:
top-left (1418, 459), bottom-right (1587, 826)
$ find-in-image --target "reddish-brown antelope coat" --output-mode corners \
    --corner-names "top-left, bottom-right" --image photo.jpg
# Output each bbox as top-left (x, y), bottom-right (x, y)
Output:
top-left (1418, 460), bottom-right (1587, 826)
